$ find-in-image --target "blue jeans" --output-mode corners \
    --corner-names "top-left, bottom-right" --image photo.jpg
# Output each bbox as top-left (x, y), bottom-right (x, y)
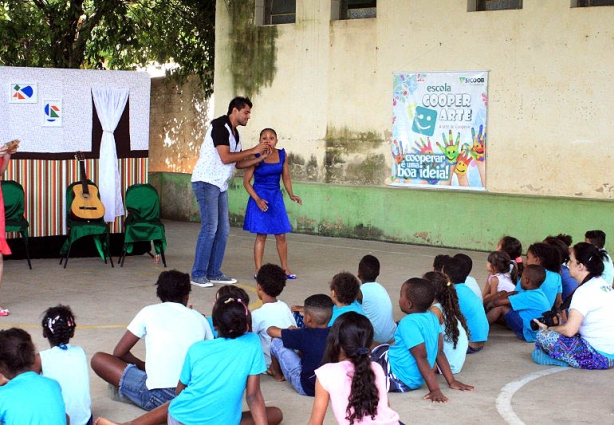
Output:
top-left (192, 182), bottom-right (229, 279)
top-left (270, 338), bottom-right (306, 395)
top-left (118, 364), bottom-right (175, 410)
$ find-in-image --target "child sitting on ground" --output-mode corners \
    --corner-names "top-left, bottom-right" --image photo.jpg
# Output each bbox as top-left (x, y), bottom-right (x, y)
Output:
top-left (309, 312), bottom-right (400, 425)
top-left (424, 271), bottom-right (470, 374)
top-left (486, 265), bottom-right (549, 343)
top-left (33, 305), bottom-right (92, 425)
top-left (356, 254), bottom-right (397, 343)
top-left (497, 235), bottom-right (524, 278)
top-left (371, 278), bottom-right (473, 402)
top-left (267, 293), bottom-right (333, 396)
top-left (0, 328), bottom-right (67, 424)
top-left (95, 296), bottom-right (283, 425)
top-left (206, 284), bottom-right (252, 338)
top-left (328, 272), bottom-right (367, 326)
top-left (519, 243), bottom-right (563, 309)
top-left (585, 230), bottom-right (614, 285)
top-left (443, 256), bottom-right (489, 353)
top-left (482, 251), bottom-right (518, 306)
top-left (252, 263), bottom-right (296, 366)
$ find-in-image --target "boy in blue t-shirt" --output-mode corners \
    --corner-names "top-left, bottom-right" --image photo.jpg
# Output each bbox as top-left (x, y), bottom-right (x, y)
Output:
top-left (327, 272), bottom-right (366, 326)
top-left (371, 278), bottom-right (473, 403)
top-left (486, 264), bottom-right (549, 342)
top-left (267, 294), bottom-right (333, 396)
top-left (443, 256), bottom-right (489, 353)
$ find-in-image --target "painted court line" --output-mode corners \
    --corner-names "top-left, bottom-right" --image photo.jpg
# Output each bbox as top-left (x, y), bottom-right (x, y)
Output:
top-left (496, 367), bottom-right (569, 424)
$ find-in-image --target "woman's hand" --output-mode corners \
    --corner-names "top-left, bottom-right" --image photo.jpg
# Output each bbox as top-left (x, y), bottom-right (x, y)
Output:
top-left (256, 198), bottom-right (268, 212)
top-left (289, 194), bottom-right (302, 205)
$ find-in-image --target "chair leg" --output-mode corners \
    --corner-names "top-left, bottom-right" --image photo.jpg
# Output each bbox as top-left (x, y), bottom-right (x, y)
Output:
top-left (21, 232), bottom-right (32, 270)
top-left (106, 233), bottom-right (114, 268)
top-left (118, 246), bottom-right (127, 267)
top-left (62, 245), bottom-right (72, 269)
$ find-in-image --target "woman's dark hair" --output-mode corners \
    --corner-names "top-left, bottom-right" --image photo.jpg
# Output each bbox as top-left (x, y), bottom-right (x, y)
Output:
top-left (423, 271), bottom-right (470, 346)
top-left (321, 312), bottom-right (377, 425)
top-left (498, 235), bottom-right (524, 275)
top-left (527, 243), bottom-right (561, 273)
top-left (212, 295), bottom-right (250, 339)
top-left (0, 328), bottom-right (36, 376)
top-left (572, 242), bottom-right (605, 278)
top-left (156, 270), bottom-right (191, 303)
top-left (488, 251), bottom-right (518, 284)
top-left (41, 305), bottom-right (76, 348)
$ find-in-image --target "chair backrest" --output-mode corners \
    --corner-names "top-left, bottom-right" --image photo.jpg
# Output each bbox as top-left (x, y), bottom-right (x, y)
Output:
top-left (125, 184), bottom-right (161, 221)
top-left (1, 180), bottom-right (25, 220)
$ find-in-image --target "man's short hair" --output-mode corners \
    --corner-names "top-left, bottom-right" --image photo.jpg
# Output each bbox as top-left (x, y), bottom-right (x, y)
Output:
top-left (523, 264), bottom-right (546, 288)
top-left (402, 278), bottom-right (436, 312)
top-left (227, 96), bottom-right (252, 115)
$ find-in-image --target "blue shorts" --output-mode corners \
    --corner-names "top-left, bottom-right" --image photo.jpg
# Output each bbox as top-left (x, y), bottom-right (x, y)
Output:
top-left (504, 309), bottom-right (526, 341)
top-left (119, 364), bottom-right (176, 411)
top-left (370, 344), bottom-right (413, 393)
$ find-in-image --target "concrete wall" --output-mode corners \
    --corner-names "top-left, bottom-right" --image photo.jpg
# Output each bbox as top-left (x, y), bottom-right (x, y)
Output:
top-left (148, 1), bottom-right (614, 252)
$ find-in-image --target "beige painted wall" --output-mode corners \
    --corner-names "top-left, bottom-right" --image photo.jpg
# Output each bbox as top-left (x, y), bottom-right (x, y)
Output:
top-left (213, 0), bottom-right (614, 199)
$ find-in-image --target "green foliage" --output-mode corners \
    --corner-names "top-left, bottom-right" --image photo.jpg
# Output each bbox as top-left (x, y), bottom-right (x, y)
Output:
top-left (0, 0), bottom-right (215, 94)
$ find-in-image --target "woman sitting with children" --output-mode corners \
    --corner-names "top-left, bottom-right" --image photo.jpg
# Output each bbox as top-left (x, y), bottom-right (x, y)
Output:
top-left (532, 242), bottom-right (614, 369)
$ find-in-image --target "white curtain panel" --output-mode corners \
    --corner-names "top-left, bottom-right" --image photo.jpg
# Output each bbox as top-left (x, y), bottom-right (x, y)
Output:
top-left (92, 87), bottom-right (129, 222)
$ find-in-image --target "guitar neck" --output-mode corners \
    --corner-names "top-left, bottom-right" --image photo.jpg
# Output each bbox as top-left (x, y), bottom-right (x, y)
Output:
top-left (79, 159), bottom-right (90, 196)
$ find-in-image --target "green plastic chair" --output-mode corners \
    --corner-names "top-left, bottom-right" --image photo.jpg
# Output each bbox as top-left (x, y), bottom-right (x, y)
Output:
top-left (118, 184), bottom-right (167, 267)
top-left (59, 180), bottom-right (113, 268)
top-left (1, 180), bottom-right (32, 269)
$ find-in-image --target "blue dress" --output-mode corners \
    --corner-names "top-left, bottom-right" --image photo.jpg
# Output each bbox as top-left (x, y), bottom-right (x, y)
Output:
top-left (243, 148), bottom-right (292, 235)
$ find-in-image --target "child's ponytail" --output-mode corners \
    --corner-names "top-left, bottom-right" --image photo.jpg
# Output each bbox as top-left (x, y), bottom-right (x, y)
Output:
top-left (41, 305), bottom-right (76, 349)
top-left (346, 346), bottom-right (378, 425)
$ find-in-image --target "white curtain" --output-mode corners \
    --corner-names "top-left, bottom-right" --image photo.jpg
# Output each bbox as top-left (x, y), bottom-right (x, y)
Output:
top-left (92, 87), bottom-right (129, 222)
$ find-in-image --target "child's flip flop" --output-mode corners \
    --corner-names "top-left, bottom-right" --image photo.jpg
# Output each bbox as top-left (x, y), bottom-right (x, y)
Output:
top-left (0, 308), bottom-right (10, 317)
top-left (286, 274), bottom-right (297, 280)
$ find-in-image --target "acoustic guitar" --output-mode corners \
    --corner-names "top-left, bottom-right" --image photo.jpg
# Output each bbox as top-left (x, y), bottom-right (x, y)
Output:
top-left (70, 152), bottom-right (105, 220)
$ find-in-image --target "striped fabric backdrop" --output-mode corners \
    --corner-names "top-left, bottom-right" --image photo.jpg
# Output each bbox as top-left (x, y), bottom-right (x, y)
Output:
top-left (3, 157), bottom-right (148, 237)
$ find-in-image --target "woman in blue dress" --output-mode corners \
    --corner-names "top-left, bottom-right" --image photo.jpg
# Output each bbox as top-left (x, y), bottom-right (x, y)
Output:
top-left (243, 128), bottom-right (302, 279)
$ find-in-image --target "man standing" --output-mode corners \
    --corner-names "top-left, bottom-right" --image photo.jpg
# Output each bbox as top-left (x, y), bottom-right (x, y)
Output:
top-left (190, 97), bottom-right (269, 287)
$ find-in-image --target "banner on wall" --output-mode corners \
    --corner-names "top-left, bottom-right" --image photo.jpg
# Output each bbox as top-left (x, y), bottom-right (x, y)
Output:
top-left (389, 71), bottom-right (488, 190)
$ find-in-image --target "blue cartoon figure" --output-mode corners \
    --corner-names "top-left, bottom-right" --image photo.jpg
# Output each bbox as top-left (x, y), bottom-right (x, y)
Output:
top-left (411, 106), bottom-right (437, 137)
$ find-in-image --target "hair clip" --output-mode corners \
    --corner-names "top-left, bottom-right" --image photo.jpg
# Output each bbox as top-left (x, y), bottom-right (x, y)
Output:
top-left (224, 297), bottom-right (235, 304)
top-left (237, 298), bottom-right (249, 316)
top-left (446, 281), bottom-right (452, 287)
top-left (515, 257), bottom-right (523, 263)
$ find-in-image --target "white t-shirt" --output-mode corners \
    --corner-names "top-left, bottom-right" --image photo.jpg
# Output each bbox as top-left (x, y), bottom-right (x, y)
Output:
top-left (570, 276), bottom-right (614, 354)
top-left (465, 276), bottom-right (483, 300)
top-left (251, 300), bottom-right (296, 366)
top-left (360, 282), bottom-right (397, 343)
top-left (127, 302), bottom-right (213, 389)
top-left (40, 344), bottom-right (91, 425)
top-left (601, 250), bottom-right (614, 286)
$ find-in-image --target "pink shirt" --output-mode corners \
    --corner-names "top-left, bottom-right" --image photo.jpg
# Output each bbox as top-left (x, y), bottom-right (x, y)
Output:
top-left (315, 360), bottom-right (400, 425)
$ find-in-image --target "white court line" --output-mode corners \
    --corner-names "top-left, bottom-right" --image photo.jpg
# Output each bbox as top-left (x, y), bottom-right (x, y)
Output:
top-left (496, 367), bottom-right (569, 424)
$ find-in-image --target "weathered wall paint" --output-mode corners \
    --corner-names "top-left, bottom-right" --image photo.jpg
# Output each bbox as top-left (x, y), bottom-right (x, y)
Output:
top-left (213, 0), bottom-right (614, 200)
top-left (150, 172), bottom-right (614, 252)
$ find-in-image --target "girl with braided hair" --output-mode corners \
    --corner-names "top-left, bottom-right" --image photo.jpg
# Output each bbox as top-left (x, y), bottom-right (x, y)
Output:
top-left (309, 312), bottom-right (400, 425)
top-left (424, 271), bottom-right (470, 374)
top-left (34, 304), bottom-right (92, 425)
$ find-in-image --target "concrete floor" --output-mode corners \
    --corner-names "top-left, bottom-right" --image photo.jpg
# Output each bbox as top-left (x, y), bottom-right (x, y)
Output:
top-left (1, 220), bottom-right (613, 424)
